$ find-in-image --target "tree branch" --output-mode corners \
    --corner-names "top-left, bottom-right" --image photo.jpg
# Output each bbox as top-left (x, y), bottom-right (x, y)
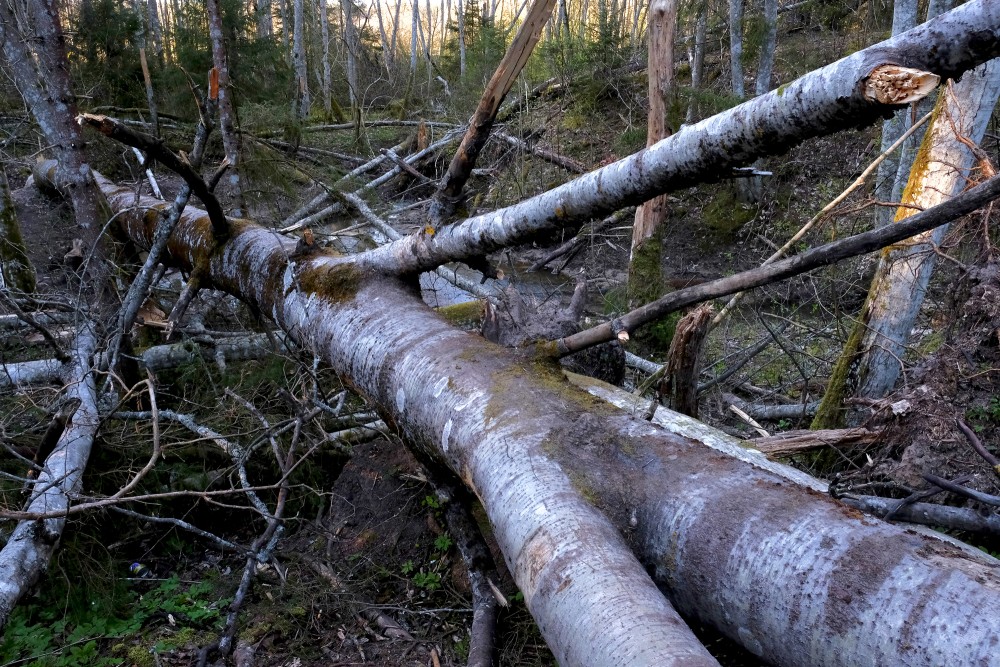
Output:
top-left (556, 174), bottom-right (1000, 355)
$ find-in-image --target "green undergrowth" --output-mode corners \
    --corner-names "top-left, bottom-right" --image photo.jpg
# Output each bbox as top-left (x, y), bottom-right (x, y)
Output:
top-left (0, 571), bottom-right (228, 667)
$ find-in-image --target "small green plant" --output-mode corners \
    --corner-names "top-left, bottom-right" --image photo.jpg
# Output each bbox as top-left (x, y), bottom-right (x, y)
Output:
top-left (421, 494), bottom-right (441, 510)
top-left (967, 397), bottom-right (1000, 431)
top-left (433, 533), bottom-right (453, 553)
top-left (401, 560), bottom-right (415, 575)
top-left (0, 574), bottom-right (228, 667)
top-left (411, 571), bottom-right (442, 591)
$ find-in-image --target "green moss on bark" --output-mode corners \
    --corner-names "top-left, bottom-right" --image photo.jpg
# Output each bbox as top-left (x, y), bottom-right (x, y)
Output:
top-left (627, 223), bottom-right (664, 309)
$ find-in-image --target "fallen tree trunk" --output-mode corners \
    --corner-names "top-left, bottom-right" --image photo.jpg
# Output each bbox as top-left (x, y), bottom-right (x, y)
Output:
top-left (51, 163), bottom-right (1000, 667)
top-left (0, 333), bottom-right (286, 389)
top-left (0, 323), bottom-right (98, 627)
top-left (351, 2), bottom-right (997, 275)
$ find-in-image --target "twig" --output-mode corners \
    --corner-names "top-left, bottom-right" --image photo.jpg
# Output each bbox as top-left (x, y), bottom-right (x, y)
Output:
top-left (0, 290), bottom-right (69, 361)
top-left (923, 473), bottom-right (1000, 508)
top-left (957, 418), bottom-right (1000, 477)
top-left (108, 506), bottom-right (246, 553)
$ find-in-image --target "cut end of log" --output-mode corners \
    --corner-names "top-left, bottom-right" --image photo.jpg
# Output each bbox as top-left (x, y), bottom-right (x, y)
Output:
top-left (863, 65), bottom-right (940, 105)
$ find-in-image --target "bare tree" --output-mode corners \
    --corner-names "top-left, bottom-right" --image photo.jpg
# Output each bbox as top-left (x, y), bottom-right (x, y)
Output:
top-left (257, 0), bottom-right (274, 37)
top-left (728, 0), bottom-right (744, 98)
top-left (206, 0), bottom-right (245, 215)
top-left (293, 0), bottom-right (311, 118)
top-left (628, 0), bottom-right (676, 307)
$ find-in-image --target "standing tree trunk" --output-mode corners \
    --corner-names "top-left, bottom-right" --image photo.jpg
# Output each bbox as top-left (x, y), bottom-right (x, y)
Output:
top-left (147, 0), bottom-right (164, 62)
top-left (754, 0), bottom-right (777, 95)
top-left (873, 0), bottom-right (918, 226)
top-left (206, 0), bottom-right (245, 215)
top-left (375, 0), bottom-right (393, 71)
top-left (457, 0), bottom-right (466, 78)
top-left (390, 0), bottom-right (403, 66)
top-left (293, 0), bottom-right (311, 118)
top-left (278, 0), bottom-right (291, 55)
top-left (728, 0), bottom-right (744, 98)
top-left (341, 0), bottom-right (360, 108)
top-left (628, 0), bottom-right (676, 308)
top-left (814, 59), bottom-right (1000, 428)
top-left (410, 0), bottom-right (419, 76)
top-left (256, 0), bottom-right (274, 37)
top-left (0, 0), bottom-right (107, 282)
top-left (884, 0), bottom-right (955, 218)
top-left (319, 0), bottom-right (333, 114)
top-left (685, 0), bottom-right (706, 122)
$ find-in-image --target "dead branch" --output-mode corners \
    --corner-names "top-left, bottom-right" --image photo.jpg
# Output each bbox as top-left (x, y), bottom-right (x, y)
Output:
top-left (750, 428), bottom-right (880, 456)
top-left (496, 132), bottom-right (589, 174)
top-left (957, 417), bottom-right (1000, 476)
top-left (924, 473), bottom-right (1000, 508)
top-left (840, 495), bottom-right (1000, 535)
top-left (77, 113), bottom-right (229, 238)
top-left (557, 175), bottom-right (1000, 355)
top-left (428, 0), bottom-right (558, 230)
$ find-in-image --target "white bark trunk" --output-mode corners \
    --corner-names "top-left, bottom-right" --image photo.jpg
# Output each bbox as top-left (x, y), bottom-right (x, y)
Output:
top-left (855, 59), bottom-right (1000, 398)
top-left (206, 0), bottom-right (244, 215)
top-left (340, 0), bottom-right (360, 106)
top-left (320, 0), bottom-right (332, 113)
top-left (0, 325), bottom-right (98, 628)
top-left (874, 0), bottom-right (919, 226)
top-left (457, 0), bottom-right (466, 77)
top-left (410, 0), bottom-right (419, 74)
top-left (293, 0), bottom-right (311, 118)
top-left (754, 0), bottom-right (777, 95)
top-left (256, 0), bottom-right (274, 38)
top-left (728, 0), bottom-right (744, 98)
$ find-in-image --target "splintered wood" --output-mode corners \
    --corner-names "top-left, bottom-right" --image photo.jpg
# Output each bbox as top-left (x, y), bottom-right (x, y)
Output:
top-left (863, 65), bottom-right (940, 104)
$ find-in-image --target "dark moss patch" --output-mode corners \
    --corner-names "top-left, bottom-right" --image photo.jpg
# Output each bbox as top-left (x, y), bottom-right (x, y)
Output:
top-left (296, 261), bottom-right (364, 303)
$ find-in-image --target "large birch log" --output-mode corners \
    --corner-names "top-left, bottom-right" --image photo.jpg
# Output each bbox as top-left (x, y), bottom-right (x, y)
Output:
top-left (0, 324), bottom-right (99, 627)
top-left (46, 161), bottom-right (1000, 667)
